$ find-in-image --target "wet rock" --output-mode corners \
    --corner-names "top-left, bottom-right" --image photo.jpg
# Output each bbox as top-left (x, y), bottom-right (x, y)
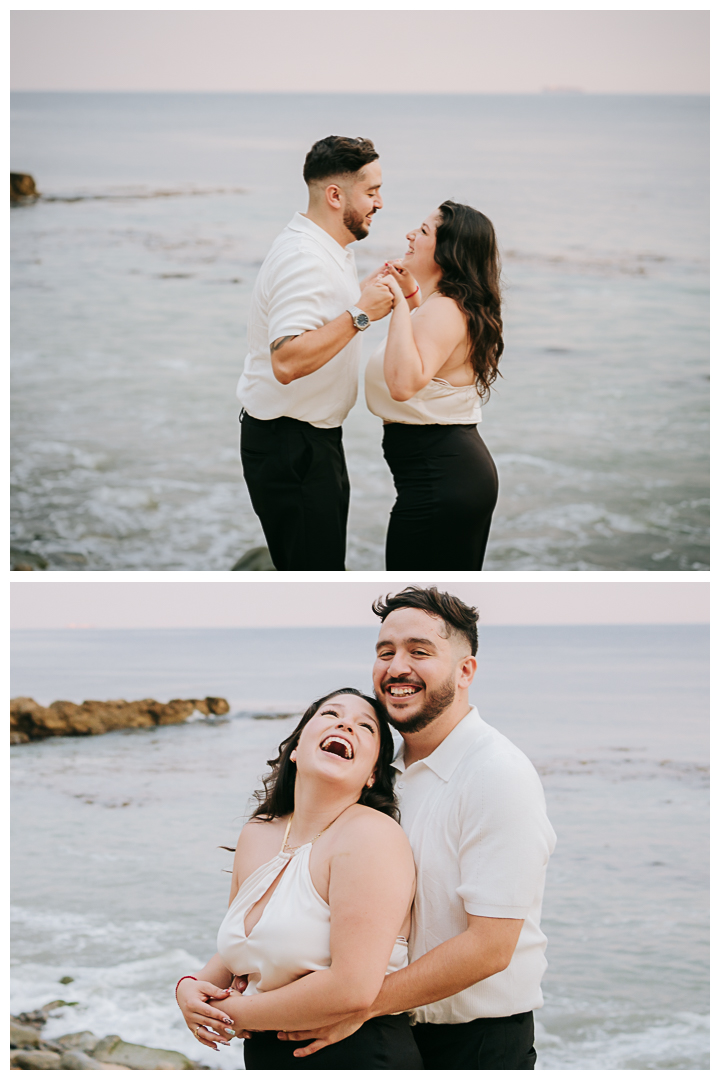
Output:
top-left (56, 1032), bottom-right (99, 1053)
top-left (10, 1049), bottom-right (62, 1068)
top-left (10, 548), bottom-right (48, 571)
top-left (59, 1048), bottom-right (109, 1069)
top-left (202, 697), bottom-right (230, 716)
top-left (231, 545), bottom-right (276, 570)
top-left (58, 977), bottom-right (74, 986)
top-left (10, 1020), bottom-right (42, 1048)
top-left (13, 1002), bottom-right (73, 1028)
top-left (92, 1035), bottom-right (196, 1070)
top-left (10, 173), bottom-right (40, 204)
top-left (10, 697), bottom-right (230, 742)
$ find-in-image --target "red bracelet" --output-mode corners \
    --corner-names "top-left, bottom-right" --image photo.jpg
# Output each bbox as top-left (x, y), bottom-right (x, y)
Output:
top-left (175, 975), bottom-right (197, 1001)
top-left (404, 285), bottom-right (419, 299)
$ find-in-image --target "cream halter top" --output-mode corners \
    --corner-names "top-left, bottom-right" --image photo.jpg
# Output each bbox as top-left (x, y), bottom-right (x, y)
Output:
top-left (216, 836), bottom-right (409, 995)
top-left (365, 334), bottom-right (482, 426)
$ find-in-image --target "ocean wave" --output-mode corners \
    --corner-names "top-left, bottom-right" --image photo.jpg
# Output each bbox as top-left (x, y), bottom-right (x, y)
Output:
top-left (534, 755), bottom-right (709, 786)
top-left (536, 1010), bottom-right (709, 1069)
top-left (12, 949), bottom-right (245, 1071)
top-left (41, 186), bottom-right (248, 203)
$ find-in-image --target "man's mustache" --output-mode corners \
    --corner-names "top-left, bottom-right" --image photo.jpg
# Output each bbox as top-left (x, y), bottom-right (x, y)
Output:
top-left (382, 677), bottom-right (425, 690)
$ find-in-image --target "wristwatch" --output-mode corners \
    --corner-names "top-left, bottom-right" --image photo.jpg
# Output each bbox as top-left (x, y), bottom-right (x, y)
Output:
top-left (347, 306), bottom-right (371, 331)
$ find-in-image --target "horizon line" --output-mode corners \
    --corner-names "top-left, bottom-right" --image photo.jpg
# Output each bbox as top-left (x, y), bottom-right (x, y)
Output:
top-left (10, 89), bottom-right (710, 97)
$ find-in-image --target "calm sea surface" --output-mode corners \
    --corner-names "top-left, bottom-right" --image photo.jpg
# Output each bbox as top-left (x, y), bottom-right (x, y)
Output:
top-left (10, 92), bottom-right (709, 569)
top-left (11, 625), bottom-right (709, 1069)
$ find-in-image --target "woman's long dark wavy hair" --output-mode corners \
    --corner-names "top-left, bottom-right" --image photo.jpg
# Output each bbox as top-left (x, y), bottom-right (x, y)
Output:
top-left (249, 688), bottom-right (399, 823)
top-left (433, 200), bottom-right (504, 401)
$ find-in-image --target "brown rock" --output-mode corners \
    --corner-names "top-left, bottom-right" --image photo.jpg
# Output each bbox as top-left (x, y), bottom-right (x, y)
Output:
top-left (10, 173), bottom-right (40, 204)
top-left (91, 1035), bottom-right (196, 1070)
top-left (10, 1020), bottom-right (42, 1048)
top-left (205, 697), bottom-right (230, 716)
top-left (10, 696), bottom-right (230, 742)
top-left (56, 1031), bottom-right (99, 1053)
top-left (10, 1048), bottom-right (62, 1068)
top-left (153, 700), bottom-right (195, 726)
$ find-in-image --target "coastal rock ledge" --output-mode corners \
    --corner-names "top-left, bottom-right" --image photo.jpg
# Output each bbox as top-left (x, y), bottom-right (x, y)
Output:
top-left (10, 696), bottom-right (230, 743)
top-left (10, 999), bottom-right (203, 1069)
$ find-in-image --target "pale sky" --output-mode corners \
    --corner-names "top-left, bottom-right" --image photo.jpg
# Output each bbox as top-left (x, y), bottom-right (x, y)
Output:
top-left (10, 10), bottom-right (709, 94)
top-left (9, 582), bottom-right (709, 629)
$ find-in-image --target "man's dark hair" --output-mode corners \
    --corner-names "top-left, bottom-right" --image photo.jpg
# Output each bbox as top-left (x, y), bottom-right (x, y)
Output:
top-left (303, 136), bottom-right (379, 185)
top-left (372, 586), bottom-right (479, 656)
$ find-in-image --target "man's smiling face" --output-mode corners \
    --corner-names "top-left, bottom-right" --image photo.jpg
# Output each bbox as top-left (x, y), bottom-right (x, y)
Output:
top-left (372, 607), bottom-right (468, 734)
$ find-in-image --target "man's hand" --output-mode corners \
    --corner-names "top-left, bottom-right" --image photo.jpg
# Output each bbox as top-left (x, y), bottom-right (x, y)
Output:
top-left (176, 978), bottom-right (236, 1051)
top-left (276, 1012), bottom-right (369, 1058)
top-left (357, 280), bottom-right (393, 322)
top-left (378, 272), bottom-right (405, 307)
top-left (383, 261), bottom-right (421, 307)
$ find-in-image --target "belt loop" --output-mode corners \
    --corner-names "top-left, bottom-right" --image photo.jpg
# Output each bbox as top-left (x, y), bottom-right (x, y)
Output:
top-left (239, 408), bottom-right (246, 422)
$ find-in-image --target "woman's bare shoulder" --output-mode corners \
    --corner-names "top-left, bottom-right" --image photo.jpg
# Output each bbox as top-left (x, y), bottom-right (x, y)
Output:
top-left (235, 816), bottom-right (285, 860)
top-left (340, 805), bottom-right (410, 847)
top-left (415, 293), bottom-right (466, 333)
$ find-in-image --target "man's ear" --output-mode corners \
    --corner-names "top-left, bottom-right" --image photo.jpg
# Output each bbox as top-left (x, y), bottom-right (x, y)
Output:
top-left (457, 655), bottom-right (477, 689)
top-left (325, 182), bottom-right (343, 210)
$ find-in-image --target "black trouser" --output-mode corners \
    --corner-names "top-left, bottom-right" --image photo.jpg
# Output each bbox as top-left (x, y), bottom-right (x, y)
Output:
top-left (382, 423), bottom-right (498, 571)
top-left (240, 411), bottom-right (350, 570)
top-left (412, 1011), bottom-right (536, 1070)
top-left (243, 1014), bottom-right (424, 1070)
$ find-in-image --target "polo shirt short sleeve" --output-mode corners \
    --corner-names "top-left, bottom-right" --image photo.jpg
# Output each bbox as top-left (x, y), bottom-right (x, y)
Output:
top-left (394, 708), bottom-right (556, 1023)
top-left (236, 213), bottom-right (362, 430)
top-left (265, 243), bottom-right (345, 344)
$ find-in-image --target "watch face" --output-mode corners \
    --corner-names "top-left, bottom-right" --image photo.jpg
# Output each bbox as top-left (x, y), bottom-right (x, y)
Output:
top-left (356, 313), bottom-right (370, 329)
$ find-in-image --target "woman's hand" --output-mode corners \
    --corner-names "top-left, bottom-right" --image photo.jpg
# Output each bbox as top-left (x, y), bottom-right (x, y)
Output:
top-left (378, 272), bottom-right (405, 309)
top-left (383, 261), bottom-right (421, 308)
top-left (176, 977), bottom-right (237, 1051)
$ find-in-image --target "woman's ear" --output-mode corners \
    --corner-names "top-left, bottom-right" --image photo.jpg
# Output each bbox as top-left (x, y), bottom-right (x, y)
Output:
top-left (290, 750), bottom-right (297, 762)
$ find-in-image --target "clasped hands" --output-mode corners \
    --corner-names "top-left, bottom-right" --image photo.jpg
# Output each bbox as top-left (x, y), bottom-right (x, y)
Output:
top-left (177, 975), bottom-right (367, 1058)
top-left (359, 261), bottom-right (420, 317)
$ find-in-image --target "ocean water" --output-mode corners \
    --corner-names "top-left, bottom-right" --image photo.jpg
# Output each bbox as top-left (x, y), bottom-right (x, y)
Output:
top-left (10, 625), bottom-right (709, 1069)
top-left (10, 92), bottom-right (709, 570)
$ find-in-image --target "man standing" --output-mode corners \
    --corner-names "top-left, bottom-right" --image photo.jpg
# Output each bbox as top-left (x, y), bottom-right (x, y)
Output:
top-left (280, 585), bottom-right (556, 1069)
top-left (236, 136), bottom-right (392, 570)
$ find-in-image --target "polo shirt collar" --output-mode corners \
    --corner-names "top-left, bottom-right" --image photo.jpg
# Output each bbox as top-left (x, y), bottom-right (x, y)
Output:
top-left (392, 707), bottom-right (485, 781)
top-left (288, 211), bottom-right (354, 269)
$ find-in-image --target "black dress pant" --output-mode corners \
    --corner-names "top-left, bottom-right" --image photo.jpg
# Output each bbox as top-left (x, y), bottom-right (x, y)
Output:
top-left (382, 423), bottom-right (498, 571)
top-left (240, 411), bottom-right (350, 570)
top-left (243, 1013), bottom-right (424, 1070)
top-left (412, 1011), bottom-right (536, 1070)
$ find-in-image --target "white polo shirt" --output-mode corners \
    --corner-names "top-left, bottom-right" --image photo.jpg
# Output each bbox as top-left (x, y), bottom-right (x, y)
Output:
top-left (393, 707), bottom-right (556, 1024)
top-left (236, 212), bottom-right (362, 429)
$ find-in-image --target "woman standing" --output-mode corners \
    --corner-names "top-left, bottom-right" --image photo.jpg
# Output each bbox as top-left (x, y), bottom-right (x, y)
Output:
top-left (365, 201), bottom-right (503, 570)
top-left (175, 688), bottom-right (421, 1070)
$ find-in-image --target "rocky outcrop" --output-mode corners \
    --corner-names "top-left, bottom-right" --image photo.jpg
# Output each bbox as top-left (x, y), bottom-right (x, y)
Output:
top-left (10, 1000), bottom-right (202, 1069)
top-left (231, 545), bottom-right (276, 570)
top-left (10, 696), bottom-right (230, 744)
top-left (10, 173), bottom-right (39, 204)
top-left (10, 548), bottom-right (48, 571)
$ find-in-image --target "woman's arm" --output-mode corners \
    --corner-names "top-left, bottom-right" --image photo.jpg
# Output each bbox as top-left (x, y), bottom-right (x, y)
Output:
top-left (175, 954), bottom-right (236, 1050)
top-left (380, 275), bottom-right (467, 401)
top-left (219, 812), bottom-right (415, 1035)
top-left (176, 821), bottom-right (271, 1048)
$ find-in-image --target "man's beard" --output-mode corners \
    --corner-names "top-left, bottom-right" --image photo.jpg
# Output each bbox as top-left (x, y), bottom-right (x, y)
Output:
top-left (384, 675), bottom-right (457, 735)
top-left (343, 205), bottom-right (371, 241)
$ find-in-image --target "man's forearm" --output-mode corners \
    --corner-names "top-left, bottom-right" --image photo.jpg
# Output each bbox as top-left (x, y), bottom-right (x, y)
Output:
top-left (369, 922), bottom-right (519, 1018)
top-left (271, 312), bottom-right (357, 384)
